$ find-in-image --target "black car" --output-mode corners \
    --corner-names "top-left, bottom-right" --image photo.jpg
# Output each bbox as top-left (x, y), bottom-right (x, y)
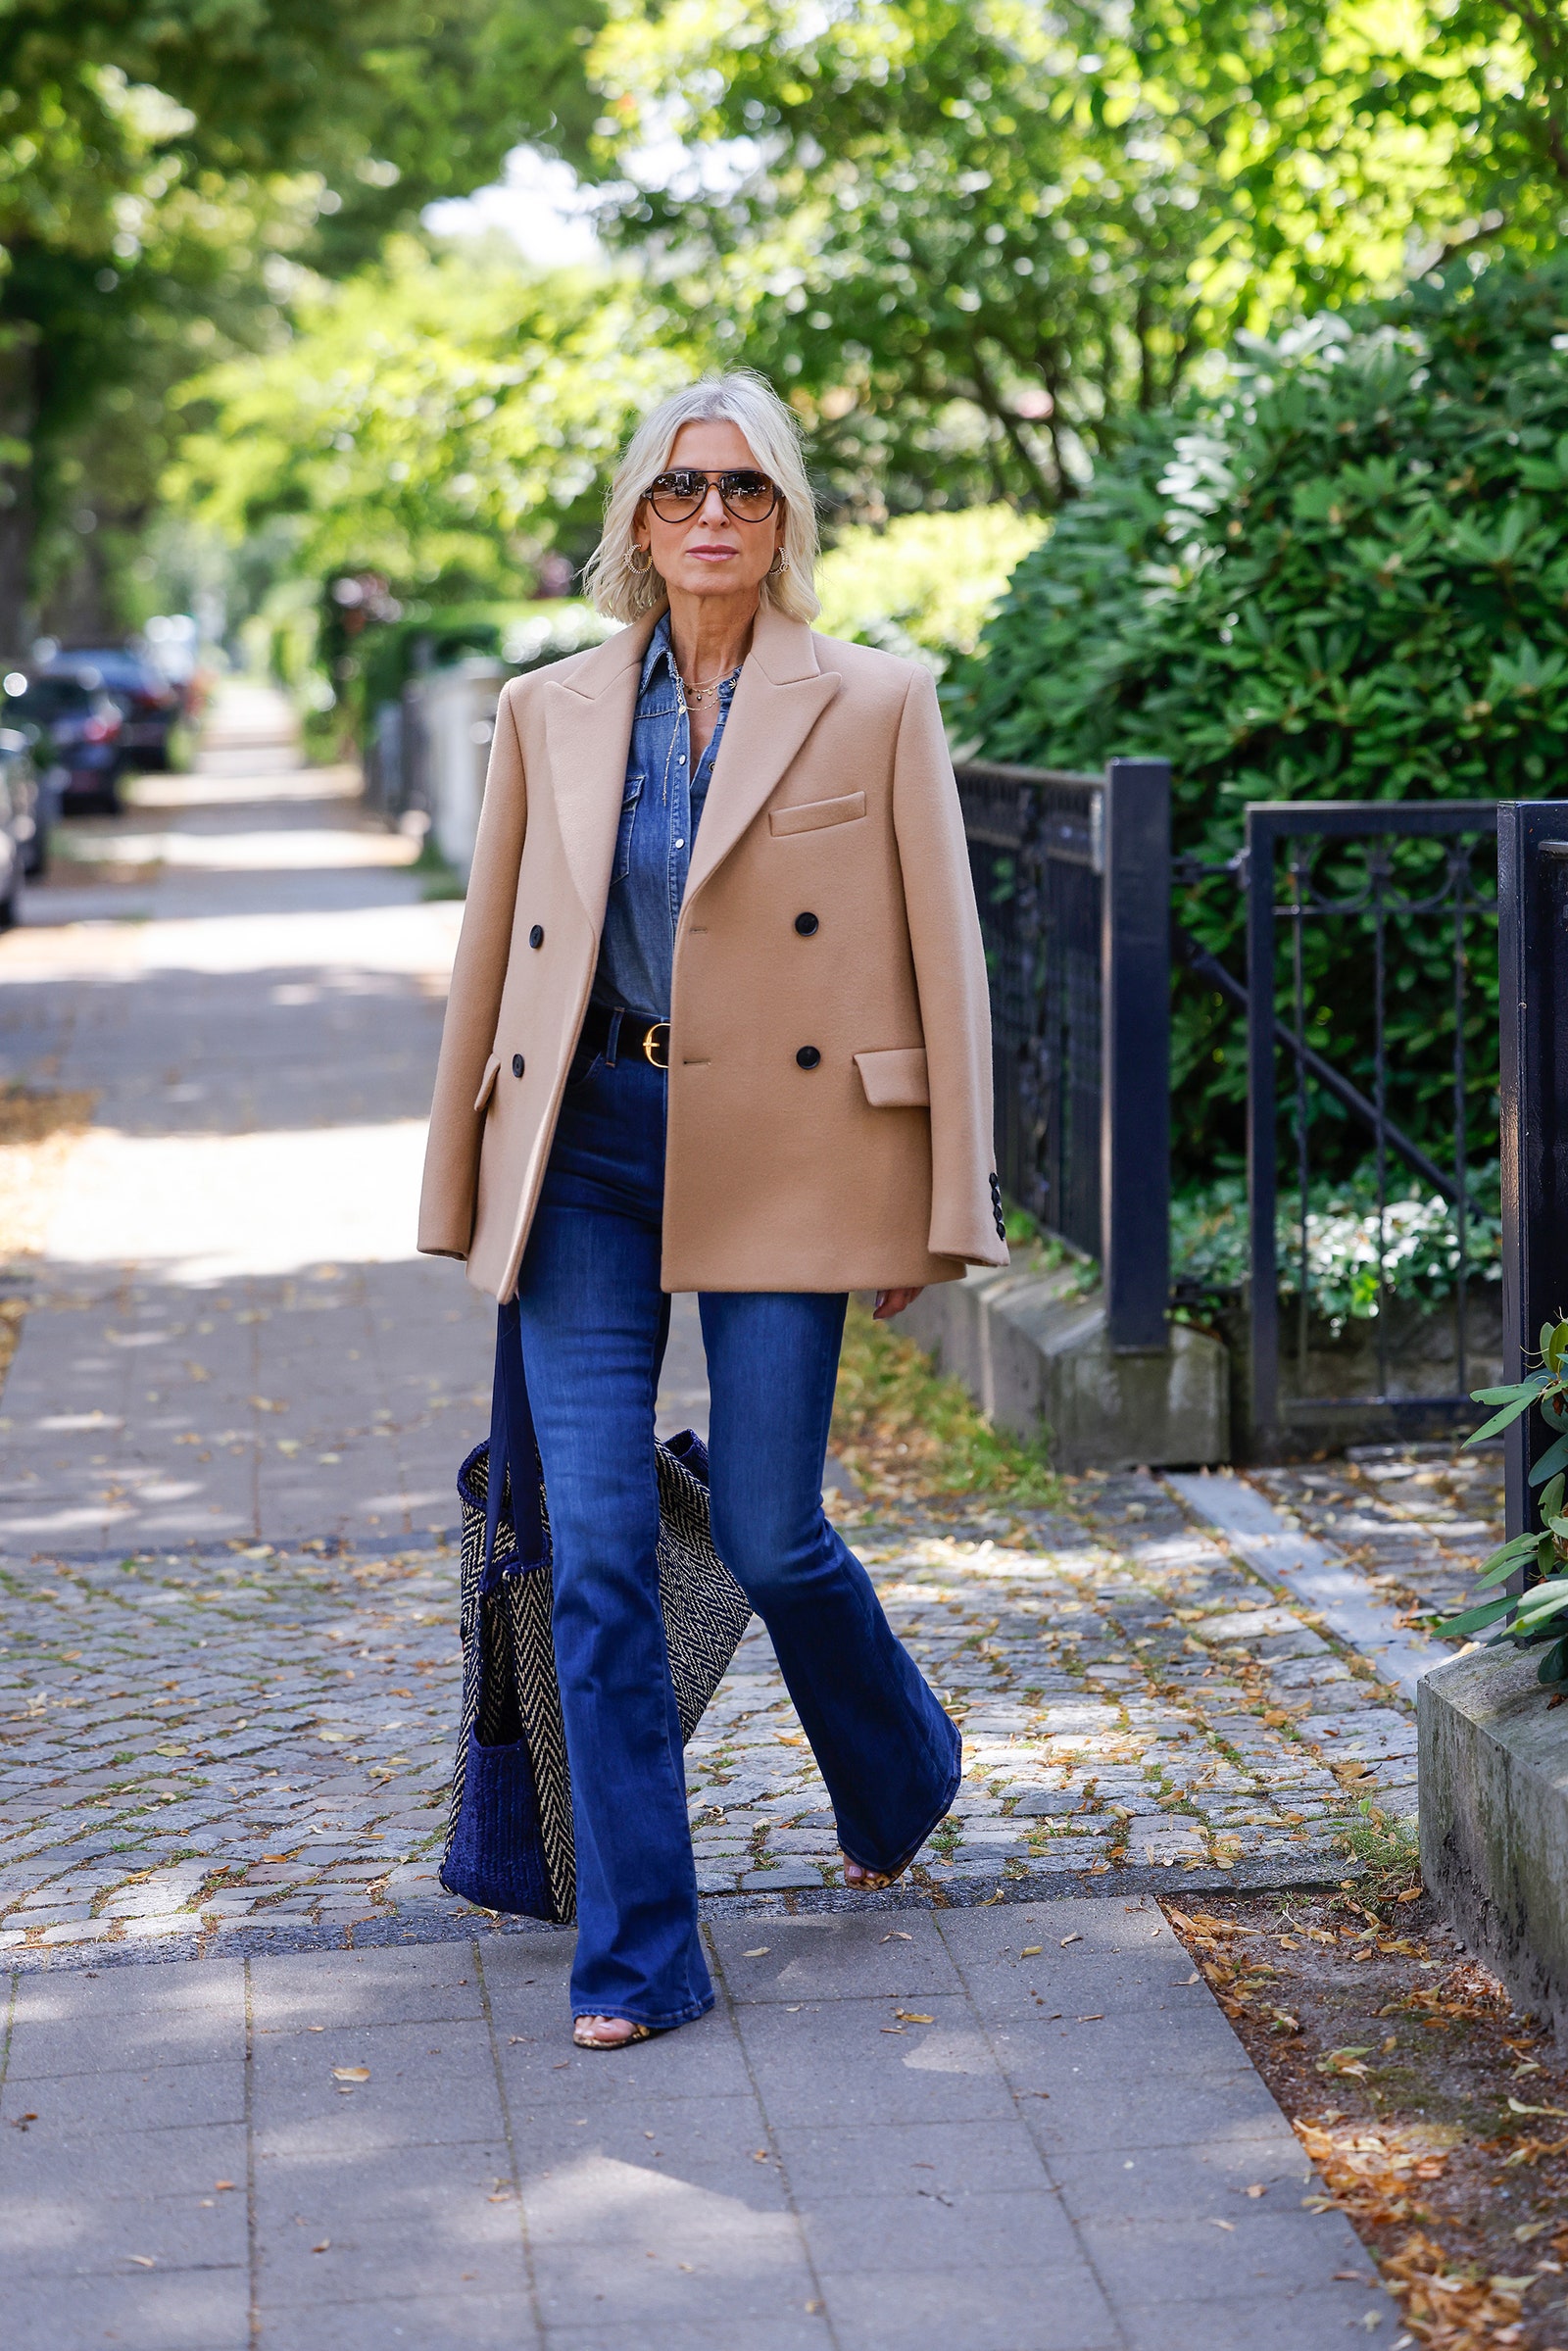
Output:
top-left (44, 648), bottom-right (181, 771)
top-left (1, 671), bottom-right (124, 813)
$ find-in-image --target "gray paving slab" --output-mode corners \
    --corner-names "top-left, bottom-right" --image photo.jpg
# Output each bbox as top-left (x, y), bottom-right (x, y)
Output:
top-left (256, 2295), bottom-right (541, 2351)
top-left (2, 2268), bottom-right (251, 2351)
top-left (1116, 2285), bottom-right (1396, 2351)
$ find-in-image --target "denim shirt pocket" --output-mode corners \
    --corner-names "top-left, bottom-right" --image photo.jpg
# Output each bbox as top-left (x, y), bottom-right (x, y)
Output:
top-left (612, 772), bottom-right (645, 885)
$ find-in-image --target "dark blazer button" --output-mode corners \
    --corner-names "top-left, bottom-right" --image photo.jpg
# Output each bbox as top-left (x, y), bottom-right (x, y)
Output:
top-left (529, 924), bottom-right (544, 949)
top-left (796, 1046), bottom-right (821, 1070)
top-left (794, 911), bottom-right (819, 936)
top-left (511, 1053), bottom-right (525, 1079)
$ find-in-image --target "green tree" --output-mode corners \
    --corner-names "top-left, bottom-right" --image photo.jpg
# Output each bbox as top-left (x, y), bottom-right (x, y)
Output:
top-left (583, 0), bottom-right (1568, 520)
top-left (172, 233), bottom-right (691, 610)
top-left (0, 0), bottom-right (603, 647)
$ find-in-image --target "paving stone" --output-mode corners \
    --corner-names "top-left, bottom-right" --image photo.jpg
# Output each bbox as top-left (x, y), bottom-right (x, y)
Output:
top-left (709, 1911), bottom-right (964, 2005)
top-left (809, 2264), bottom-right (1118, 2351)
top-left (1116, 2282), bottom-right (1400, 2351)
top-left (254, 2294), bottom-right (541, 2350)
top-left (0, 2179), bottom-right (249, 2278)
top-left (1, 2268), bottom-right (250, 2351)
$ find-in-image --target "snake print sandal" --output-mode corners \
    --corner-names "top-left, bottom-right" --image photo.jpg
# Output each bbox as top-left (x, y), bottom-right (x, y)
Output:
top-left (573, 2016), bottom-right (656, 2050)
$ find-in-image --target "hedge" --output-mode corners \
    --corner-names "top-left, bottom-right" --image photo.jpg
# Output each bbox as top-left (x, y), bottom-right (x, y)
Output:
top-left (947, 259), bottom-right (1568, 1184)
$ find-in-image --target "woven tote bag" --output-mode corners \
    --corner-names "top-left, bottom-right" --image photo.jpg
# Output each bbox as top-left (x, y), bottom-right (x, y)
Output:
top-left (439, 1300), bottom-right (752, 1925)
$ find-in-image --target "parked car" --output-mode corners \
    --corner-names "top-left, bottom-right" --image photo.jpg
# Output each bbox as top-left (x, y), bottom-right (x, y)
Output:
top-left (1, 670), bottom-right (124, 813)
top-left (43, 647), bottom-right (182, 771)
top-left (0, 729), bottom-right (41, 919)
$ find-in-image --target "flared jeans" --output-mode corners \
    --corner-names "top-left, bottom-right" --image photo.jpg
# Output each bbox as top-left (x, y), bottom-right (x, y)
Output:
top-left (512, 1039), bottom-right (962, 2029)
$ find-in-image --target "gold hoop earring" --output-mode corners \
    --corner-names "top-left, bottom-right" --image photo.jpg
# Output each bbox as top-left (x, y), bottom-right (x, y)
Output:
top-left (629, 546), bottom-right (653, 575)
top-left (768, 549), bottom-right (788, 577)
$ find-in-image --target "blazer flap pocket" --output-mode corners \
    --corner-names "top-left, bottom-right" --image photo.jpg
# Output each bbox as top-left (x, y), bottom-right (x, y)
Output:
top-left (769, 791), bottom-right (866, 838)
top-left (855, 1047), bottom-right (930, 1108)
top-left (473, 1053), bottom-right (503, 1114)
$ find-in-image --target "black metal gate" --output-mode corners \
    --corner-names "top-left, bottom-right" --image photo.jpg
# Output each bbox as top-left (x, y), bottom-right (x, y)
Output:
top-left (1238, 802), bottom-right (1499, 1454)
top-left (1496, 803), bottom-right (1568, 1541)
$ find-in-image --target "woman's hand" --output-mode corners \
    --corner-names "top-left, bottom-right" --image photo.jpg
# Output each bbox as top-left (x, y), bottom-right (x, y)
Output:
top-left (872, 1287), bottom-right (925, 1321)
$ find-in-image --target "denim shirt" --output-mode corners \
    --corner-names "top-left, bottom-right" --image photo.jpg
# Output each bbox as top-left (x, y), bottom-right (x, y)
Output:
top-left (592, 612), bottom-right (740, 1022)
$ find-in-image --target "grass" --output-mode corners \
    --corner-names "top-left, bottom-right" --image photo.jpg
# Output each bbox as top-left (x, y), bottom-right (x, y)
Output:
top-left (1336, 1797), bottom-right (1424, 1899)
top-left (830, 1297), bottom-right (1062, 1507)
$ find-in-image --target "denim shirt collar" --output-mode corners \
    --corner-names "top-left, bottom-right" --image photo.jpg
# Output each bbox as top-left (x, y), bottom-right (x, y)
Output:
top-left (640, 612), bottom-right (678, 700)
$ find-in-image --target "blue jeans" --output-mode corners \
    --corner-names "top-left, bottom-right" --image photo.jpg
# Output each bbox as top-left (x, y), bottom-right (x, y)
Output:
top-left (512, 1038), bottom-right (962, 2029)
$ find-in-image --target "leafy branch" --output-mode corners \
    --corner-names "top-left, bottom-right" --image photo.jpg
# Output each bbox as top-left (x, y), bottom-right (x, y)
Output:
top-left (1437, 1316), bottom-right (1568, 1683)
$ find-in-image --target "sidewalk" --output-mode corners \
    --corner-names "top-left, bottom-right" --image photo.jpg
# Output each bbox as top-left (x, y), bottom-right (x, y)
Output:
top-left (0, 714), bottom-right (1405, 2344)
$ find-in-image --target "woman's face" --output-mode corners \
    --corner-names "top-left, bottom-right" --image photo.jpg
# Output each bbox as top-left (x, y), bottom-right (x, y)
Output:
top-left (633, 419), bottom-right (786, 608)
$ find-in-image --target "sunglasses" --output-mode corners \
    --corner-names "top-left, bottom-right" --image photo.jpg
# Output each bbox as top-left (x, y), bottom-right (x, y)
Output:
top-left (643, 468), bottom-right (782, 523)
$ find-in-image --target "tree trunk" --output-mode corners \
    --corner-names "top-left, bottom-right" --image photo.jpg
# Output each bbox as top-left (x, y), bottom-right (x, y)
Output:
top-left (0, 326), bottom-right (38, 661)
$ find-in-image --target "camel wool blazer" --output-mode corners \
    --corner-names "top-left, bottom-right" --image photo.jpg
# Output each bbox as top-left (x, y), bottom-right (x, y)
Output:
top-left (417, 600), bottom-right (1008, 1299)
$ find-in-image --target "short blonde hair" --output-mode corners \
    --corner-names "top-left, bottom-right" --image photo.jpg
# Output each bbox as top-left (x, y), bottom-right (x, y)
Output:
top-left (584, 370), bottom-right (820, 625)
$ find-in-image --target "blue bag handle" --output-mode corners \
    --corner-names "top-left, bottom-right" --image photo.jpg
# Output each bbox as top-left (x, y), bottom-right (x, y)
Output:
top-left (482, 1297), bottom-right (548, 1590)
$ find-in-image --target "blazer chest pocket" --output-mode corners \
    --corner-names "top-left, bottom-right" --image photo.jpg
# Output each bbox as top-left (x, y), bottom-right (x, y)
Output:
top-left (612, 772), bottom-right (645, 882)
top-left (769, 791), bottom-right (866, 838)
top-left (855, 1047), bottom-right (929, 1107)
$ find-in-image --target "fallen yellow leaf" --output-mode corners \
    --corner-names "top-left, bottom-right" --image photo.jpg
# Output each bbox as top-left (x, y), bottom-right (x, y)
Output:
top-left (331, 2067), bottom-right (369, 2082)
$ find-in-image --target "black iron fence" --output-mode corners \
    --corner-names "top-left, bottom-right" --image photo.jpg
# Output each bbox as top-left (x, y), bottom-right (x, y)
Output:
top-left (956, 757), bottom-right (1171, 1350)
top-left (958, 758), bottom-right (1506, 1452)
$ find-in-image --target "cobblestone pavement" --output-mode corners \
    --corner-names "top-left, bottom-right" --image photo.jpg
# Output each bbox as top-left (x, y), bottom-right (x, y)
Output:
top-left (0, 742), bottom-right (1494, 1969)
top-left (1251, 1442), bottom-right (1505, 1633)
top-left (1, 1437), bottom-right (1463, 1965)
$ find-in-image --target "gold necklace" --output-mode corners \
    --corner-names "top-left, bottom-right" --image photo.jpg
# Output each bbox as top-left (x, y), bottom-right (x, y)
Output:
top-left (680, 664), bottom-right (741, 711)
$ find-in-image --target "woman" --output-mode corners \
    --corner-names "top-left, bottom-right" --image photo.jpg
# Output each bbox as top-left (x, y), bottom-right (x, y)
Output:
top-left (419, 369), bottom-right (1007, 2049)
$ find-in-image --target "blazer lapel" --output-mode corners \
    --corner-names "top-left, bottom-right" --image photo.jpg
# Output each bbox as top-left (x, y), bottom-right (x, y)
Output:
top-left (540, 611), bottom-right (660, 923)
top-left (685, 606), bottom-right (840, 905)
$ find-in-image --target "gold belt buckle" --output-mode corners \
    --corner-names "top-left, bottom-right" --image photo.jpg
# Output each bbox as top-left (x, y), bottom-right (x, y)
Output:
top-left (643, 1021), bottom-right (670, 1070)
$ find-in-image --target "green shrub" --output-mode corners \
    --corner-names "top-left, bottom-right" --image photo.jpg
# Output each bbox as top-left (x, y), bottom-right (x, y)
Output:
top-left (948, 259), bottom-right (1568, 1182)
top-left (815, 507), bottom-right (1046, 675)
top-left (1172, 1160), bottom-right (1501, 1333)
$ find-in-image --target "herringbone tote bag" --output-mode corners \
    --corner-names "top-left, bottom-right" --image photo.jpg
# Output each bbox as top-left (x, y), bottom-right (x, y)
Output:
top-left (439, 1306), bottom-right (751, 1926)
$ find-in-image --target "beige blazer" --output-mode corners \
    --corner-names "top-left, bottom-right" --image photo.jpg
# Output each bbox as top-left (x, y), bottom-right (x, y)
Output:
top-left (417, 601), bottom-right (1008, 1298)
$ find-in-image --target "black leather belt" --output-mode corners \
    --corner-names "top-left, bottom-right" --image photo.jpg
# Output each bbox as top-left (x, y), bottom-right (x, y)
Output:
top-left (581, 1002), bottom-right (671, 1071)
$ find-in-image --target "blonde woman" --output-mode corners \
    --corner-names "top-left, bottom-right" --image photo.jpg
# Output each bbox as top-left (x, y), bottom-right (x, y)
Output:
top-left (419, 368), bottom-right (1007, 2048)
